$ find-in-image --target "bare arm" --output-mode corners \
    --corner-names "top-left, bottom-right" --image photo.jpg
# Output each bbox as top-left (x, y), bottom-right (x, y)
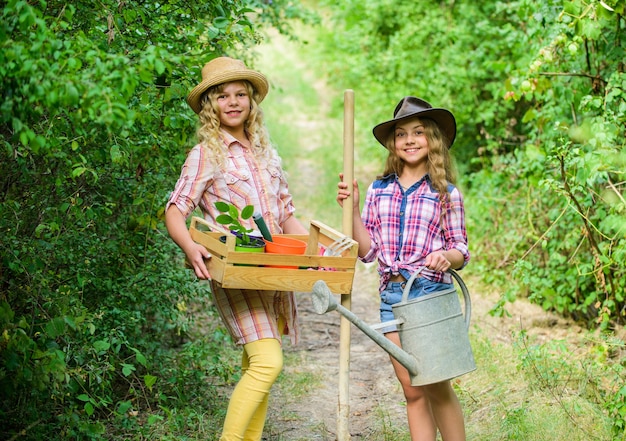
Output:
top-left (336, 174), bottom-right (371, 258)
top-left (426, 188), bottom-right (468, 273)
top-left (165, 205), bottom-right (211, 280)
top-left (281, 214), bottom-right (309, 235)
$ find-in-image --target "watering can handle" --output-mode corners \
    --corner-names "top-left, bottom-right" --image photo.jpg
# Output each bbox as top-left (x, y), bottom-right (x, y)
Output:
top-left (401, 268), bottom-right (472, 330)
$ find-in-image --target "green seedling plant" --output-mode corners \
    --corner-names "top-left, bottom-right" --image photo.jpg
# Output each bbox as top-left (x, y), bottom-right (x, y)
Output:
top-left (214, 202), bottom-right (257, 246)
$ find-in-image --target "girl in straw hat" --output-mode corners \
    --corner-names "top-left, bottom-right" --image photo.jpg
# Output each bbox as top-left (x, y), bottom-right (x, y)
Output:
top-left (337, 97), bottom-right (469, 441)
top-left (165, 57), bottom-right (308, 441)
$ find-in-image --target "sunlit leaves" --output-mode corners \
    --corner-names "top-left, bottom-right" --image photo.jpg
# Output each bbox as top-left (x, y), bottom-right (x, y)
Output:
top-left (311, 0), bottom-right (625, 333)
top-left (0, 0), bottom-right (310, 438)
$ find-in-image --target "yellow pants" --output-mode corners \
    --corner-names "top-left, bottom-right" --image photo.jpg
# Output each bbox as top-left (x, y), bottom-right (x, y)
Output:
top-left (220, 338), bottom-right (283, 441)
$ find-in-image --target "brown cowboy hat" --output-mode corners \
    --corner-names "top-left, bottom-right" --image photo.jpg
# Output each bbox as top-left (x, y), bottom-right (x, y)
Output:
top-left (372, 96), bottom-right (456, 148)
top-left (186, 57), bottom-right (269, 114)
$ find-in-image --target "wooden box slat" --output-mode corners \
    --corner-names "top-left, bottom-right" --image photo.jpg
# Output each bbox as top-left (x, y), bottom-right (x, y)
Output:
top-left (188, 217), bottom-right (358, 294)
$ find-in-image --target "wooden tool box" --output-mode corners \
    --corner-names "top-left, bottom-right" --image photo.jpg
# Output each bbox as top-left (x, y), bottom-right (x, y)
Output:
top-left (189, 216), bottom-right (358, 294)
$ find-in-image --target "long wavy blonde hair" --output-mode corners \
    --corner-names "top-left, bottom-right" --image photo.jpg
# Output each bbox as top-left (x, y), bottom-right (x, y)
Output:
top-left (379, 117), bottom-right (456, 208)
top-left (195, 80), bottom-right (280, 166)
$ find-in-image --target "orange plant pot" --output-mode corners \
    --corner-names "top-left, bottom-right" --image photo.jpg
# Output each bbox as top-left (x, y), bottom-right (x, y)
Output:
top-left (264, 236), bottom-right (307, 269)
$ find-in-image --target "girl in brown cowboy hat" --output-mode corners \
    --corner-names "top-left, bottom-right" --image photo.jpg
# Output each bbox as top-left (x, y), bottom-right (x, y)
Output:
top-left (165, 56), bottom-right (308, 441)
top-left (337, 96), bottom-right (469, 440)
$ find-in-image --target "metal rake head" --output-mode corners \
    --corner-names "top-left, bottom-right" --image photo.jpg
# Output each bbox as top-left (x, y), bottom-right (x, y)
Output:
top-left (324, 236), bottom-right (353, 257)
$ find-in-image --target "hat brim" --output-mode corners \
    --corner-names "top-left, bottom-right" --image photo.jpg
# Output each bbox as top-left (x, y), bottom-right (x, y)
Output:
top-left (187, 70), bottom-right (269, 114)
top-left (372, 108), bottom-right (457, 149)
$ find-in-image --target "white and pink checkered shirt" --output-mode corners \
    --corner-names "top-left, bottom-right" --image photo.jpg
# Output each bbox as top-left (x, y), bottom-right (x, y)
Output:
top-left (167, 131), bottom-right (299, 345)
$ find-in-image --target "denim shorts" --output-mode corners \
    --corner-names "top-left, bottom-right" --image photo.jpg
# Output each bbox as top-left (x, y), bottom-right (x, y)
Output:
top-left (379, 277), bottom-right (453, 333)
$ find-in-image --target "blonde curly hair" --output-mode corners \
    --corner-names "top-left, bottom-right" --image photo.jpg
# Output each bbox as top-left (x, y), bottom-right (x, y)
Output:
top-left (379, 117), bottom-right (456, 209)
top-left (195, 80), bottom-right (280, 166)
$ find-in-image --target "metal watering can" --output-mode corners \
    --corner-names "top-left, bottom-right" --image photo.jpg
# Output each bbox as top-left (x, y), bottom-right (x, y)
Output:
top-left (312, 268), bottom-right (476, 386)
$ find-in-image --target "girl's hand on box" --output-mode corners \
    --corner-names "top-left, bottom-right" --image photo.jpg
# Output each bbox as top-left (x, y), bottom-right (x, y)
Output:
top-left (186, 243), bottom-right (212, 280)
top-left (164, 206), bottom-right (212, 280)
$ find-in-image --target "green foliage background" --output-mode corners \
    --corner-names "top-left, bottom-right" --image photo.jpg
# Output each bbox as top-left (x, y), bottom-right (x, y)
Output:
top-left (0, 0), bottom-right (311, 438)
top-left (1, 0), bottom-right (624, 439)
top-left (308, 0), bottom-right (626, 329)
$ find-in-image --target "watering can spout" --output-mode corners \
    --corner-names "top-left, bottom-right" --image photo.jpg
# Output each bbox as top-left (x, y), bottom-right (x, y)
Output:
top-left (312, 280), bottom-right (339, 314)
top-left (312, 280), bottom-right (419, 377)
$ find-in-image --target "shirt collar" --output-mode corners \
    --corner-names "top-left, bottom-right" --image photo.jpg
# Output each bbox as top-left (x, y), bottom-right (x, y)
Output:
top-left (220, 129), bottom-right (242, 147)
top-left (388, 173), bottom-right (432, 188)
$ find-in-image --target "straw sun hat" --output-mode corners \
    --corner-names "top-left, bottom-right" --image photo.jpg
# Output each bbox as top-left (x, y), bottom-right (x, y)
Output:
top-left (186, 57), bottom-right (269, 114)
top-left (372, 96), bottom-right (457, 148)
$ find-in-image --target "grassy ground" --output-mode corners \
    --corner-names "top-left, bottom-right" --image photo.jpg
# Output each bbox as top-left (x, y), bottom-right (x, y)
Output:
top-left (461, 328), bottom-right (615, 440)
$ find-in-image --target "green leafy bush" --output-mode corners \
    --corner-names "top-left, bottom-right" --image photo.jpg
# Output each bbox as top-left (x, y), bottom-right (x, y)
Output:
top-left (310, 0), bottom-right (625, 328)
top-left (0, 0), bottom-right (310, 438)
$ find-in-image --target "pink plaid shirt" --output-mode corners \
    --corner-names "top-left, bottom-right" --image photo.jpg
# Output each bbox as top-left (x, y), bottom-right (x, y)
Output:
top-left (167, 132), bottom-right (296, 236)
top-left (167, 131), bottom-right (299, 345)
top-left (361, 174), bottom-right (470, 291)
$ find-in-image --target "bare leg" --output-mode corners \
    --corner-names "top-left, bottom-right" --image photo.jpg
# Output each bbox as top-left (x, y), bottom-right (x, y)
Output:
top-left (423, 381), bottom-right (466, 441)
top-left (386, 332), bottom-right (437, 441)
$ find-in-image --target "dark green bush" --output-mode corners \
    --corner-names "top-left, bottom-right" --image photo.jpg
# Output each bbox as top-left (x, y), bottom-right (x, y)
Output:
top-left (311, 0), bottom-right (625, 329)
top-left (0, 0), bottom-right (310, 438)
top-left (307, 2), bottom-right (625, 435)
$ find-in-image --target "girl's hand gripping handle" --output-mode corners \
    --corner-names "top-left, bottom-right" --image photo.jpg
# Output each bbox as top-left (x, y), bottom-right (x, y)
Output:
top-left (336, 173), bottom-right (360, 212)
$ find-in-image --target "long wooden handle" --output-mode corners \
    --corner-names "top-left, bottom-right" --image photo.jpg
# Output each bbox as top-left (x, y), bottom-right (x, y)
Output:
top-left (342, 90), bottom-right (355, 238)
top-left (337, 89), bottom-right (354, 441)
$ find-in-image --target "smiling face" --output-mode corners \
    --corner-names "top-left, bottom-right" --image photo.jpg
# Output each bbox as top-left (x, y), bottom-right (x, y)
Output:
top-left (394, 117), bottom-right (429, 170)
top-left (215, 81), bottom-right (251, 136)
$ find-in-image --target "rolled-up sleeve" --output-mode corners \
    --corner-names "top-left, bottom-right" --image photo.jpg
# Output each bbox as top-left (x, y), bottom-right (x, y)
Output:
top-left (443, 188), bottom-right (470, 267)
top-left (360, 183), bottom-right (380, 264)
top-left (166, 145), bottom-right (215, 218)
